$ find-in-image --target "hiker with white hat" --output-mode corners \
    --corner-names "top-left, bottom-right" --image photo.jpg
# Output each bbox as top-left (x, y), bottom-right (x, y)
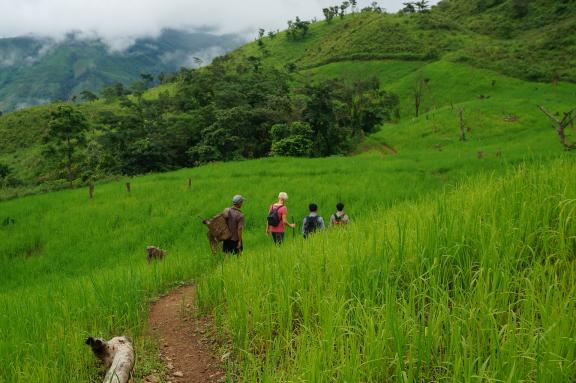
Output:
top-left (266, 192), bottom-right (296, 245)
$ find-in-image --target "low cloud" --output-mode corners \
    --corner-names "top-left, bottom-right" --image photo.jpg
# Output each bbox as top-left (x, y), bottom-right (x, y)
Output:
top-left (161, 46), bottom-right (228, 68)
top-left (0, 0), bottom-right (440, 49)
top-left (0, 50), bottom-right (19, 67)
top-left (0, 40), bottom-right (57, 67)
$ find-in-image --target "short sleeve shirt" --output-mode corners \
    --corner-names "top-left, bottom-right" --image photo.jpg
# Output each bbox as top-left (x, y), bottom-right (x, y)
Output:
top-left (268, 204), bottom-right (288, 233)
top-left (225, 207), bottom-right (244, 241)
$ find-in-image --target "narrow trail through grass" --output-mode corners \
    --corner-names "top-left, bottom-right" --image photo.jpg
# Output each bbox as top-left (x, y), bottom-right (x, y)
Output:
top-left (148, 284), bottom-right (225, 383)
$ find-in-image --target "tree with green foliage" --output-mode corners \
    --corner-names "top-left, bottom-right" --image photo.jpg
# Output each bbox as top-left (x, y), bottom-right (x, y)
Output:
top-left (323, 7), bottom-right (336, 23)
top-left (0, 162), bottom-right (18, 188)
top-left (271, 122), bottom-right (314, 157)
top-left (340, 1), bottom-right (350, 18)
top-left (101, 82), bottom-right (130, 103)
top-left (511, 0), bottom-right (529, 18)
top-left (43, 105), bottom-right (90, 183)
top-left (0, 163), bottom-right (10, 179)
top-left (287, 17), bottom-right (310, 41)
top-left (346, 79), bottom-right (400, 136)
top-left (80, 90), bottom-right (99, 102)
top-left (415, 1), bottom-right (430, 13)
top-left (401, 2), bottom-right (416, 13)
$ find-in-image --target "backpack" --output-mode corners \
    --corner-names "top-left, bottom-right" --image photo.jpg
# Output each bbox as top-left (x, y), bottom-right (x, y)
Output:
top-left (267, 205), bottom-right (283, 227)
top-left (333, 213), bottom-right (344, 225)
top-left (303, 216), bottom-right (319, 238)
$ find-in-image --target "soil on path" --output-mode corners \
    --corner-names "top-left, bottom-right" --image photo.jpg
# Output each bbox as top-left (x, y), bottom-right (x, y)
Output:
top-left (148, 285), bottom-right (226, 383)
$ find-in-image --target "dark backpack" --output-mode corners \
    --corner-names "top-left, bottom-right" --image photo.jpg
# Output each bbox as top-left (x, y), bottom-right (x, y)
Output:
top-left (267, 205), bottom-right (283, 227)
top-left (303, 216), bottom-right (319, 238)
top-left (333, 213), bottom-right (344, 225)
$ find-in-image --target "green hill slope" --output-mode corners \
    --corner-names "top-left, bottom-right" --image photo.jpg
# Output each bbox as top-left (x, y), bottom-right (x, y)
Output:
top-left (1, 2), bottom-right (576, 381)
top-left (237, 0), bottom-right (576, 82)
top-left (1, 0), bottom-right (575, 198)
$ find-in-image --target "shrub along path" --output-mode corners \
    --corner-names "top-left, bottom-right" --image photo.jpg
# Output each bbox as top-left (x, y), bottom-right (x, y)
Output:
top-left (148, 285), bottom-right (226, 383)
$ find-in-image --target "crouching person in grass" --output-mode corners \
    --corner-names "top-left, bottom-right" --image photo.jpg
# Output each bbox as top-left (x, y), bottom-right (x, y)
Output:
top-left (223, 194), bottom-right (245, 255)
top-left (302, 203), bottom-right (325, 239)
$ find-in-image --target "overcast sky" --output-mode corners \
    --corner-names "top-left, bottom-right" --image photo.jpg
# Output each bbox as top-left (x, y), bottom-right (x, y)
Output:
top-left (0, 0), bottom-right (440, 48)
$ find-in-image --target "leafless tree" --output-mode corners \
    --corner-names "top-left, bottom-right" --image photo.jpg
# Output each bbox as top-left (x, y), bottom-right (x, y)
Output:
top-left (459, 107), bottom-right (466, 141)
top-left (538, 105), bottom-right (576, 150)
top-left (414, 77), bottom-right (428, 117)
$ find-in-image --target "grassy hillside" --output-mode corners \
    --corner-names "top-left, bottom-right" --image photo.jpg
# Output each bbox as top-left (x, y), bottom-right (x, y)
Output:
top-left (200, 158), bottom-right (576, 382)
top-left (1, 150), bottom-right (574, 381)
top-left (1, 58), bottom-right (574, 198)
top-left (1, 2), bottom-right (576, 379)
top-left (1, 0), bottom-right (575, 197)
top-left (238, 0), bottom-right (576, 82)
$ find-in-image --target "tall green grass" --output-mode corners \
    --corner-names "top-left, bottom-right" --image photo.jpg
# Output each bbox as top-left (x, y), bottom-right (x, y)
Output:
top-left (0, 151), bottom-right (469, 382)
top-left (199, 158), bottom-right (576, 382)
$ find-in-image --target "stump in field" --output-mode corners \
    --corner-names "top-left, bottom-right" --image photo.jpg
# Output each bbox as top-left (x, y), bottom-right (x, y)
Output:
top-left (86, 336), bottom-right (135, 383)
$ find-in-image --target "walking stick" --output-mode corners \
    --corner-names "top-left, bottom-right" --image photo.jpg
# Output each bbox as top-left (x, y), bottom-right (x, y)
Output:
top-left (292, 216), bottom-right (295, 239)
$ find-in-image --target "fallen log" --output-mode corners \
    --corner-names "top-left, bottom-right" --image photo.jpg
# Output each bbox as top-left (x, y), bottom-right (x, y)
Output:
top-left (86, 336), bottom-right (135, 383)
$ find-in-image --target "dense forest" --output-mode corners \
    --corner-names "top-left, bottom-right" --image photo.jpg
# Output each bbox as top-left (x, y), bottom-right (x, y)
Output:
top-left (47, 58), bottom-right (398, 183)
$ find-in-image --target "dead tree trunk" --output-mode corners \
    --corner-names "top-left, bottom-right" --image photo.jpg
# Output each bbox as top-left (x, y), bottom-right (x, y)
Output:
top-left (538, 106), bottom-right (576, 150)
top-left (459, 108), bottom-right (466, 141)
top-left (86, 336), bottom-right (135, 383)
top-left (414, 77), bottom-right (429, 118)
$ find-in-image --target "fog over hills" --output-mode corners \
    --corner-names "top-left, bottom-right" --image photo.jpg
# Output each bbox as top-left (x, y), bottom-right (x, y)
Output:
top-left (0, 29), bottom-right (245, 111)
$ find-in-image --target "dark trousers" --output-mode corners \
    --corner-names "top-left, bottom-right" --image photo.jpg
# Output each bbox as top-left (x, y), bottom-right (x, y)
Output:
top-left (223, 239), bottom-right (242, 254)
top-left (271, 232), bottom-right (285, 245)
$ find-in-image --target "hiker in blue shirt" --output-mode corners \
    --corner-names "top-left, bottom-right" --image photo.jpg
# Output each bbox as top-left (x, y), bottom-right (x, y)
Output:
top-left (302, 203), bottom-right (325, 238)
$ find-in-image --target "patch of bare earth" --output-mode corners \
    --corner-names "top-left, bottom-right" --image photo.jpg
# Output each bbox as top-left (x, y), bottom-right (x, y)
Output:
top-left (147, 285), bottom-right (227, 383)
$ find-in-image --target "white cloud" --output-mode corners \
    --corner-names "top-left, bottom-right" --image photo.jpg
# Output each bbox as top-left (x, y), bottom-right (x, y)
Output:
top-left (160, 46), bottom-right (227, 68)
top-left (0, 50), bottom-right (19, 67)
top-left (0, 40), bottom-right (57, 67)
top-left (0, 0), bottom-right (441, 46)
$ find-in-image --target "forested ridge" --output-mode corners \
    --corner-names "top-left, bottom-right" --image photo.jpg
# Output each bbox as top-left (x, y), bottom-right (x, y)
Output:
top-left (1, 0), bottom-right (575, 197)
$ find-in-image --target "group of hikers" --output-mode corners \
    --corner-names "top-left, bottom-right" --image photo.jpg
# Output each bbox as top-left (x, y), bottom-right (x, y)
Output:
top-left (208, 192), bottom-right (350, 255)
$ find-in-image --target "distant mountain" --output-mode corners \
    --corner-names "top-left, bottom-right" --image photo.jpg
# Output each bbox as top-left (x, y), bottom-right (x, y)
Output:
top-left (0, 29), bottom-right (245, 111)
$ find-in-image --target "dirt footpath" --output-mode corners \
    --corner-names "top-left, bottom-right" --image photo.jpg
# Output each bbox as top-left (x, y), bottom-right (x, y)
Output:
top-left (148, 285), bottom-right (227, 383)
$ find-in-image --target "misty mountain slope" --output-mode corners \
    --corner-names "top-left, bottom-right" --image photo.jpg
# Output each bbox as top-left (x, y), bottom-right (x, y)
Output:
top-left (1, 0), bottom-right (575, 197)
top-left (0, 29), bottom-right (244, 111)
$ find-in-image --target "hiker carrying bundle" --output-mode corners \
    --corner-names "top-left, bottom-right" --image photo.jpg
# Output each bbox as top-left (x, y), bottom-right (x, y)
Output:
top-left (302, 203), bottom-right (325, 238)
top-left (203, 194), bottom-right (245, 255)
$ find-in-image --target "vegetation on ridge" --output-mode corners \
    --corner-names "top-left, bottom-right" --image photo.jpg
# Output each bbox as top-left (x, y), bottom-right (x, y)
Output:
top-left (1, 1), bottom-right (576, 382)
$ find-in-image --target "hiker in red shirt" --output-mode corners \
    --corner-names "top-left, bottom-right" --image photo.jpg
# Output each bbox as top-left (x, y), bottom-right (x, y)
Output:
top-left (266, 192), bottom-right (296, 244)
